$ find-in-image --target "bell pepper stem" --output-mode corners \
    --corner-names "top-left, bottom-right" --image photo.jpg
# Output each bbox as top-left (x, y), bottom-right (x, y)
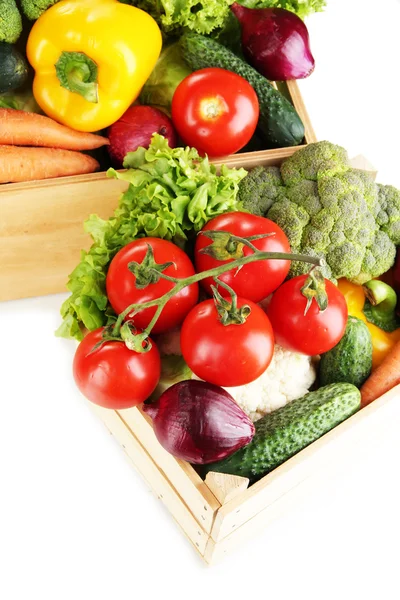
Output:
top-left (363, 280), bottom-right (397, 313)
top-left (55, 51), bottom-right (99, 104)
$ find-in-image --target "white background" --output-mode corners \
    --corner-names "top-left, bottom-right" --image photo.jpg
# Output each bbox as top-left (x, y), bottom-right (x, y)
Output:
top-left (1, 0), bottom-right (400, 598)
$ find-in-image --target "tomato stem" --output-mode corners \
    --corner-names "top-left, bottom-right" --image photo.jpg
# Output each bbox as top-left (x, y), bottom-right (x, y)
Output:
top-left (111, 244), bottom-right (325, 342)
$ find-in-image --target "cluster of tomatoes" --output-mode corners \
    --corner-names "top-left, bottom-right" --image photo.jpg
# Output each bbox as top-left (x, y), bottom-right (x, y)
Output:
top-left (73, 212), bottom-right (348, 410)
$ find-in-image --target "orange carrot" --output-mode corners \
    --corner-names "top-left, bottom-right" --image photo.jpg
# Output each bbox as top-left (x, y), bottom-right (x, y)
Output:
top-left (0, 109), bottom-right (109, 150)
top-left (0, 145), bottom-right (99, 183)
top-left (360, 339), bottom-right (400, 407)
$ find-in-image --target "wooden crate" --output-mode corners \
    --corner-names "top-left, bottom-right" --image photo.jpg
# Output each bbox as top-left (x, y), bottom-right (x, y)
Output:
top-left (90, 386), bottom-right (400, 565)
top-left (1, 81), bottom-right (392, 565)
top-left (0, 80), bottom-right (316, 302)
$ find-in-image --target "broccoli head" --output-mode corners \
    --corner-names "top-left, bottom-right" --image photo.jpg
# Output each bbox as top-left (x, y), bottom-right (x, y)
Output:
top-left (239, 141), bottom-right (399, 284)
top-left (20, 0), bottom-right (60, 20)
top-left (0, 0), bottom-right (22, 43)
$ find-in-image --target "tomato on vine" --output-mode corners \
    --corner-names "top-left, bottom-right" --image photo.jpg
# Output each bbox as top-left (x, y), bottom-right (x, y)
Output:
top-left (73, 327), bottom-right (161, 409)
top-left (181, 295), bottom-right (274, 387)
top-left (195, 212), bottom-right (291, 303)
top-left (106, 237), bottom-right (199, 334)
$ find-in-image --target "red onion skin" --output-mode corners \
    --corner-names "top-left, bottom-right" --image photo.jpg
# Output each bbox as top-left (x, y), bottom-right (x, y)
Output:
top-left (143, 380), bottom-right (255, 464)
top-left (107, 105), bottom-right (177, 169)
top-left (231, 4), bottom-right (315, 81)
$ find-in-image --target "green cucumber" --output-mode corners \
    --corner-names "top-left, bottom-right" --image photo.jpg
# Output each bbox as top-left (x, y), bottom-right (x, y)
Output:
top-left (179, 33), bottom-right (305, 149)
top-left (0, 43), bottom-right (28, 94)
top-left (319, 317), bottom-right (372, 388)
top-left (203, 383), bottom-right (360, 482)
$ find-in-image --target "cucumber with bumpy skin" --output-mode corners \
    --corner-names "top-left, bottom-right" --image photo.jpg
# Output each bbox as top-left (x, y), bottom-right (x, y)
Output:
top-left (203, 383), bottom-right (360, 482)
top-left (319, 316), bottom-right (372, 388)
top-left (179, 33), bottom-right (305, 149)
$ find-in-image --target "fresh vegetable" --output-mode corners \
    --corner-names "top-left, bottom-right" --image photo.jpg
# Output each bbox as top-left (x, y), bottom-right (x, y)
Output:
top-left (171, 68), bottom-right (259, 157)
top-left (26, 0), bottom-right (162, 132)
top-left (180, 33), bottom-right (305, 148)
top-left (0, 43), bottom-right (29, 93)
top-left (360, 340), bottom-right (400, 407)
top-left (0, 109), bottom-right (109, 150)
top-left (0, 0), bottom-right (22, 44)
top-left (139, 42), bottom-right (192, 113)
top-left (393, 249), bottom-right (400, 298)
top-left (0, 89), bottom-right (41, 112)
top-left (143, 380), bottom-right (255, 464)
top-left (362, 280), bottom-right (400, 332)
top-left (237, 165), bottom-right (283, 216)
top-left (181, 296), bottom-right (275, 386)
top-left (231, 4), bottom-right (314, 80)
top-left (57, 134), bottom-right (247, 340)
top-left (106, 238), bottom-right (199, 334)
top-left (203, 383), bottom-right (360, 481)
top-left (240, 141), bottom-right (400, 283)
top-left (319, 317), bottom-right (372, 388)
top-left (150, 354), bottom-right (192, 399)
top-left (0, 145), bottom-right (99, 183)
top-left (73, 327), bottom-right (161, 409)
top-left (267, 271), bottom-right (348, 355)
top-left (220, 343), bottom-right (317, 421)
top-left (195, 212), bottom-right (291, 302)
top-left (337, 279), bottom-right (400, 370)
top-left (20, 0), bottom-right (60, 20)
top-left (107, 105), bottom-right (177, 169)
top-left (124, 0), bottom-right (326, 42)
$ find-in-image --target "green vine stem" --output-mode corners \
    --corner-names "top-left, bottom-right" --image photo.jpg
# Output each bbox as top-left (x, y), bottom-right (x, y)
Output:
top-left (108, 241), bottom-right (325, 351)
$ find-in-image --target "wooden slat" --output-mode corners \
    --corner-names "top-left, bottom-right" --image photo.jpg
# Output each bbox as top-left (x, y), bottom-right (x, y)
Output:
top-left (210, 385), bottom-right (400, 543)
top-left (0, 174), bottom-right (128, 301)
top-left (118, 406), bottom-right (220, 533)
top-left (286, 79), bottom-right (318, 143)
top-left (89, 404), bottom-right (210, 557)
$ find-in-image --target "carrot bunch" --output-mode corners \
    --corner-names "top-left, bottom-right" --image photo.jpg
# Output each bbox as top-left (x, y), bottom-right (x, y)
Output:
top-left (0, 109), bottom-right (109, 183)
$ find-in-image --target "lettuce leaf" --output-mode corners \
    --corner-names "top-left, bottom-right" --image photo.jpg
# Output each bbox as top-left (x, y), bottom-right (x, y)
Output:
top-left (57, 134), bottom-right (246, 340)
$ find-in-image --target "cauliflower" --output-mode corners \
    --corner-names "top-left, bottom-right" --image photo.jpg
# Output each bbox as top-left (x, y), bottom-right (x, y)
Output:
top-left (239, 141), bottom-right (400, 284)
top-left (224, 344), bottom-right (317, 421)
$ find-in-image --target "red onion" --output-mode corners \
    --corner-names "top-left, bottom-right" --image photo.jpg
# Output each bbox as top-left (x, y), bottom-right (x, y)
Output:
top-left (143, 380), bottom-right (255, 464)
top-left (107, 105), bottom-right (177, 169)
top-left (231, 4), bottom-right (315, 81)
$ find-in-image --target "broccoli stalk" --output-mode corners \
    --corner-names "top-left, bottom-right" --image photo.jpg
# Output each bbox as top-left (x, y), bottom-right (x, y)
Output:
top-left (0, 0), bottom-right (22, 43)
top-left (20, 0), bottom-right (60, 20)
top-left (238, 141), bottom-right (400, 284)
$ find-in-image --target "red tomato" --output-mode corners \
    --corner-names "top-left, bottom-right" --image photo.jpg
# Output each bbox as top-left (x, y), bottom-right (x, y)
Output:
top-left (73, 328), bottom-right (161, 409)
top-left (180, 297), bottom-right (274, 387)
top-left (106, 238), bottom-right (199, 334)
top-left (267, 275), bottom-right (348, 355)
top-left (171, 68), bottom-right (259, 157)
top-left (195, 212), bottom-right (291, 303)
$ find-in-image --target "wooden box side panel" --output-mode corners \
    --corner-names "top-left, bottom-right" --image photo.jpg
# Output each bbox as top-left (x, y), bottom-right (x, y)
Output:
top-left (118, 407), bottom-right (220, 533)
top-left (90, 403), bottom-right (210, 558)
top-left (210, 385), bottom-right (400, 544)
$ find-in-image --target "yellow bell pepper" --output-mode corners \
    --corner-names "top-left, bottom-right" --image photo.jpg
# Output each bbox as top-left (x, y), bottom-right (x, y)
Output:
top-left (338, 279), bottom-right (400, 370)
top-left (26, 0), bottom-right (162, 132)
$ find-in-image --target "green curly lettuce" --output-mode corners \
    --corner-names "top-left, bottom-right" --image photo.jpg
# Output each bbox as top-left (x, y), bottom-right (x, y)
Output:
top-left (56, 134), bottom-right (246, 340)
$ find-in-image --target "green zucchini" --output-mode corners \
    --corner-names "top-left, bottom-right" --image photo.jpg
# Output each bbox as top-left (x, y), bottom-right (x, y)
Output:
top-left (0, 43), bottom-right (29, 94)
top-left (203, 383), bottom-right (360, 482)
top-left (179, 33), bottom-right (305, 149)
top-left (319, 316), bottom-right (372, 388)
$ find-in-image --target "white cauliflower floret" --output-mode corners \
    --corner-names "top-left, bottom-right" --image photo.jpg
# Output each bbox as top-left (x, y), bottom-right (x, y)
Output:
top-left (225, 344), bottom-right (317, 421)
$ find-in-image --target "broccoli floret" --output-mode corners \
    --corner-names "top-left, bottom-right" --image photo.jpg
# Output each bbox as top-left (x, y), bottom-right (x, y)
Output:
top-left (240, 141), bottom-right (400, 284)
top-left (0, 0), bottom-right (22, 43)
top-left (376, 184), bottom-right (400, 244)
top-left (20, 0), bottom-right (60, 20)
top-left (238, 165), bottom-right (284, 216)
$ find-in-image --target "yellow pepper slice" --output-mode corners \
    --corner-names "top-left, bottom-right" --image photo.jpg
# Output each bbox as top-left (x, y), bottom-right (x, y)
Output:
top-left (26, 0), bottom-right (162, 132)
top-left (337, 279), bottom-right (400, 370)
